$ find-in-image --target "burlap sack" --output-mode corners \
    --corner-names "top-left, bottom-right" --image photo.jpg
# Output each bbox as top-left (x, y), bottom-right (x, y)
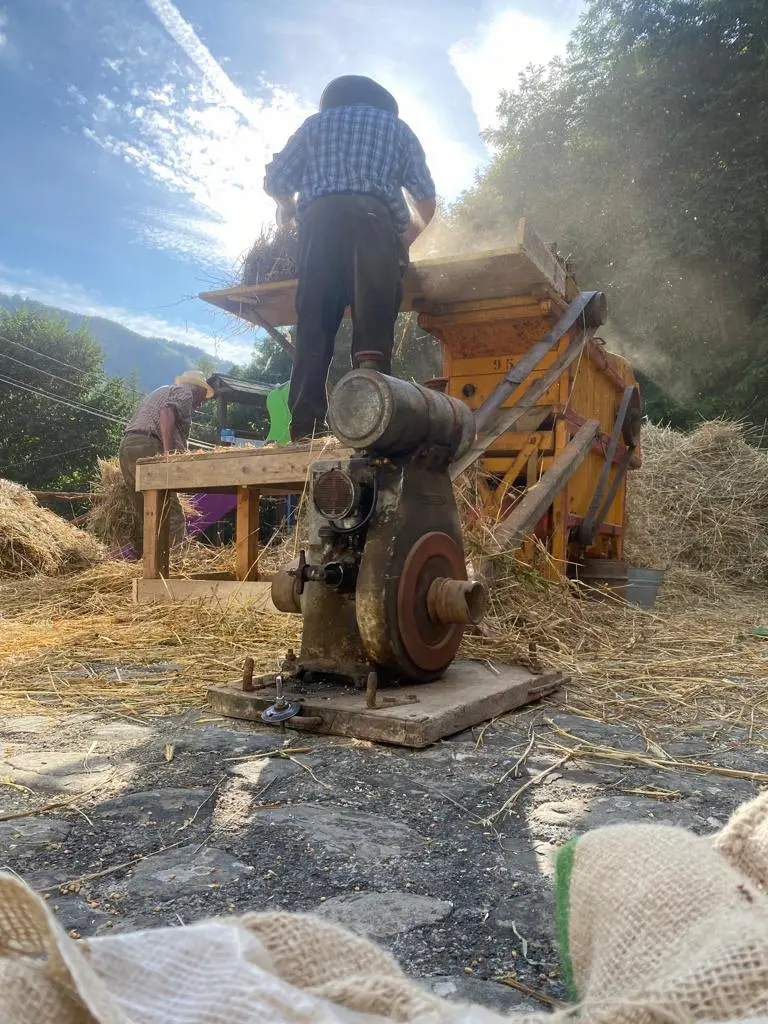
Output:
top-left (2, 791), bottom-right (768, 1023)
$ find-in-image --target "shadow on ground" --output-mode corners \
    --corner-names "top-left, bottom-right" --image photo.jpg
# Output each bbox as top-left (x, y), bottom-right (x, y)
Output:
top-left (0, 698), bottom-right (764, 1014)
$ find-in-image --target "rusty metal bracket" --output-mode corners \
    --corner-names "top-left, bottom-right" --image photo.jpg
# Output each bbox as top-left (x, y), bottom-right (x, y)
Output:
top-left (578, 386), bottom-right (640, 547)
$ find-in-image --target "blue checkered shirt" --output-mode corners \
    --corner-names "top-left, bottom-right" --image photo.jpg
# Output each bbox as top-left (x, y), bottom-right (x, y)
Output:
top-left (264, 105), bottom-right (436, 233)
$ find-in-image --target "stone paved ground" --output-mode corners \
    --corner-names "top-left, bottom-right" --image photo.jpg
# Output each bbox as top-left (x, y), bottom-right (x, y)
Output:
top-left (1, 698), bottom-right (766, 1014)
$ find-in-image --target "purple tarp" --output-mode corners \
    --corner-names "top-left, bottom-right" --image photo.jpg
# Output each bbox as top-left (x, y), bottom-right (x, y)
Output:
top-left (114, 492), bottom-right (238, 561)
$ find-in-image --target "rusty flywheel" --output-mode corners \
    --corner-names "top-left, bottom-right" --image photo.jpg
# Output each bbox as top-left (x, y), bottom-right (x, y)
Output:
top-left (396, 531), bottom-right (467, 673)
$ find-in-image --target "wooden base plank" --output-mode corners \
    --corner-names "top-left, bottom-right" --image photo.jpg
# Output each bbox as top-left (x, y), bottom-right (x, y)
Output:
top-left (206, 661), bottom-right (564, 748)
top-left (133, 578), bottom-right (280, 611)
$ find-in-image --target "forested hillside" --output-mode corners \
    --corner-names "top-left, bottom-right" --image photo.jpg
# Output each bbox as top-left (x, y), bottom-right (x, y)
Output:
top-left (0, 293), bottom-right (227, 392)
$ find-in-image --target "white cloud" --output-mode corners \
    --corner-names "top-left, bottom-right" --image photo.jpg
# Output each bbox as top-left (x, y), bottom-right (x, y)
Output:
top-left (76, 0), bottom-right (313, 268)
top-left (0, 265), bottom-right (252, 363)
top-left (0, 9), bottom-right (7, 48)
top-left (144, 0), bottom-right (256, 122)
top-left (449, 7), bottom-right (572, 132)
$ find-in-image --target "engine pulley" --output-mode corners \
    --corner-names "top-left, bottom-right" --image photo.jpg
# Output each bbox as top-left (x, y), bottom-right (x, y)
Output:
top-left (395, 531), bottom-right (477, 673)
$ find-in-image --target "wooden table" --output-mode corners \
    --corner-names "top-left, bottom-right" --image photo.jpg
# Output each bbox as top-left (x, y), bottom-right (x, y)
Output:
top-left (133, 440), bottom-right (351, 606)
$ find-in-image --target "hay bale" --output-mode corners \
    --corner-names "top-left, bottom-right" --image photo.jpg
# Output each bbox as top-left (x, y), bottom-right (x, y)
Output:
top-left (87, 458), bottom-right (199, 550)
top-left (240, 225), bottom-right (298, 285)
top-left (0, 478), bottom-right (106, 576)
top-left (625, 421), bottom-right (768, 583)
top-left (87, 458), bottom-right (137, 550)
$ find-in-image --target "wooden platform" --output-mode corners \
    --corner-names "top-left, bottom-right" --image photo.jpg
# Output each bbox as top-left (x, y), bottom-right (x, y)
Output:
top-left (133, 440), bottom-right (352, 584)
top-left (134, 578), bottom-right (278, 609)
top-left (207, 661), bottom-right (564, 748)
top-left (200, 220), bottom-right (571, 330)
top-left (135, 440), bottom-right (353, 493)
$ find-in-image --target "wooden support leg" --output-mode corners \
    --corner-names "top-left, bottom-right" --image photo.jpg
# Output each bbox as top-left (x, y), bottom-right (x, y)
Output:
top-left (236, 487), bottom-right (260, 581)
top-left (143, 489), bottom-right (171, 579)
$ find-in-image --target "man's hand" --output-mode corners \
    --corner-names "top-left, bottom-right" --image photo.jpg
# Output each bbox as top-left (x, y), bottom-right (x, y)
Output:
top-left (275, 196), bottom-right (297, 230)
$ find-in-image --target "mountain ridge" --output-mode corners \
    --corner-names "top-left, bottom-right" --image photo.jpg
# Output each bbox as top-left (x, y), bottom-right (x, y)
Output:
top-left (0, 292), bottom-right (231, 392)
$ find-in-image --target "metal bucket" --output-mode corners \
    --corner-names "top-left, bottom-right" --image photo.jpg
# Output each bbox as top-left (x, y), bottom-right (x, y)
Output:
top-left (576, 559), bottom-right (664, 610)
top-left (625, 567), bottom-right (665, 610)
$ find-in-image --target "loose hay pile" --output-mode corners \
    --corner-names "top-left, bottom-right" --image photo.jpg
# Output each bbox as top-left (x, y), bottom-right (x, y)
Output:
top-left (0, 479), bottom-right (105, 577)
top-left (240, 225), bottom-right (298, 285)
top-left (1, 421), bottom-right (766, 737)
top-left (624, 420), bottom-right (768, 583)
top-left (87, 458), bottom-right (198, 549)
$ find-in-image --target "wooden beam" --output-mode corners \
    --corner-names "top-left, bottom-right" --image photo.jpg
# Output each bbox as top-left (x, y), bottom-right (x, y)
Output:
top-left (133, 578), bottom-right (280, 611)
top-left (492, 419), bottom-right (600, 553)
top-left (199, 228), bottom-right (570, 330)
top-left (518, 218), bottom-right (568, 298)
top-left (236, 487), bottom-right (260, 581)
top-left (142, 490), bottom-right (171, 579)
top-left (495, 441), bottom-right (539, 502)
top-left (32, 491), bottom-right (94, 502)
top-left (216, 393), bottom-right (227, 442)
top-left (250, 310), bottom-right (297, 361)
top-left (135, 444), bottom-right (353, 492)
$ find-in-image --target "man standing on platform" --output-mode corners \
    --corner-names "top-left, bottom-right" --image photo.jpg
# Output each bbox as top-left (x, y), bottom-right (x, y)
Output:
top-left (264, 75), bottom-right (436, 442)
top-left (118, 371), bottom-right (215, 556)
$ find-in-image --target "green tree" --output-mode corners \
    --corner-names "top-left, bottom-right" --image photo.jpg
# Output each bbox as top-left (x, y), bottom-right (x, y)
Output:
top-left (0, 309), bottom-right (134, 489)
top-left (453, 0), bottom-right (768, 423)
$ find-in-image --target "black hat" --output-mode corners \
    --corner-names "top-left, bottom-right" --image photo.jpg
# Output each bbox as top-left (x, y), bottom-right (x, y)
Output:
top-left (319, 76), bottom-right (398, 116)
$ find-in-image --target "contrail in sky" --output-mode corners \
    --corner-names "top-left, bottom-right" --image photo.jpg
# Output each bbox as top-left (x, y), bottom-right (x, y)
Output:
top-left (144, 0), bottom-right (257, 123)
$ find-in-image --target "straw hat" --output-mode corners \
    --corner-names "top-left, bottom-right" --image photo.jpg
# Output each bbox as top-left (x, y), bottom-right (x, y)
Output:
top-left (175, 370), bottom-right (215, 398)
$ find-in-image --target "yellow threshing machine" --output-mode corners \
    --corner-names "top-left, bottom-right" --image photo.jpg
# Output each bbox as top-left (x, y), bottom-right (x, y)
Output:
top-left (201, 218), bottom-right (641, 577)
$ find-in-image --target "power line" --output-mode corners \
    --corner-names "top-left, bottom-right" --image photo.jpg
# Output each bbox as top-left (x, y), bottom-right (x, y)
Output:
top-left (2, 349), bottom-right (118, 396)
top-left (0, 372), bottom-right (128, 425)
top-left (0, 443), bottom-right (101, 475)
top-left (0, 372), bottom-right (214, 448)
top-left (0, 330), bottom-right (230, 410)
top-left (0, 329), bottom-right (227, 438)
top-left (0, 330), bottom-right (144, 400)
top-left (0, 330), bottom-right (108, 377)
top-left (0, 330), bottom-right (217, 444)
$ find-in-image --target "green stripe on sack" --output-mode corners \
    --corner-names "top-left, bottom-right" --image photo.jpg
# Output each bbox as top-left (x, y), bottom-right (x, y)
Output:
top-left (554, 838), bottom-right (578, 1003)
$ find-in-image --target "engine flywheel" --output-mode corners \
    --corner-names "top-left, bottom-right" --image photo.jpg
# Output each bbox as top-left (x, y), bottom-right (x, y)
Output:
top-left (396, 531), bottom-right (467, 673)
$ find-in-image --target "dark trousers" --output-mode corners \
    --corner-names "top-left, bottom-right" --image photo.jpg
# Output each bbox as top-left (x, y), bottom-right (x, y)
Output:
top-left (118, 435), bottom-right (186, 556)
top-left (289, 193), bottom-right (407, 441)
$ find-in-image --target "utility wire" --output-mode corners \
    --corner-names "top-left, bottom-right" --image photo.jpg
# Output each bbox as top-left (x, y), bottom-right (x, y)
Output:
top-left (2, 349), bottom-right (122, 396)
top-left (0, 372), bottom-right (214, 448)
top-left (0, 330), bottom-right (213, 405)
top-left (0, 443), bottom-right (101, 475)
top-left (0, 330), bottom-right (216, 444)
top-left (0, 372), bottom-right (129, 425)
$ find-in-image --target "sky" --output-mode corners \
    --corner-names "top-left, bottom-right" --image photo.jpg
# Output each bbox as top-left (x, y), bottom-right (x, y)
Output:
top-left (0, 0), bottom-right (584, 363)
